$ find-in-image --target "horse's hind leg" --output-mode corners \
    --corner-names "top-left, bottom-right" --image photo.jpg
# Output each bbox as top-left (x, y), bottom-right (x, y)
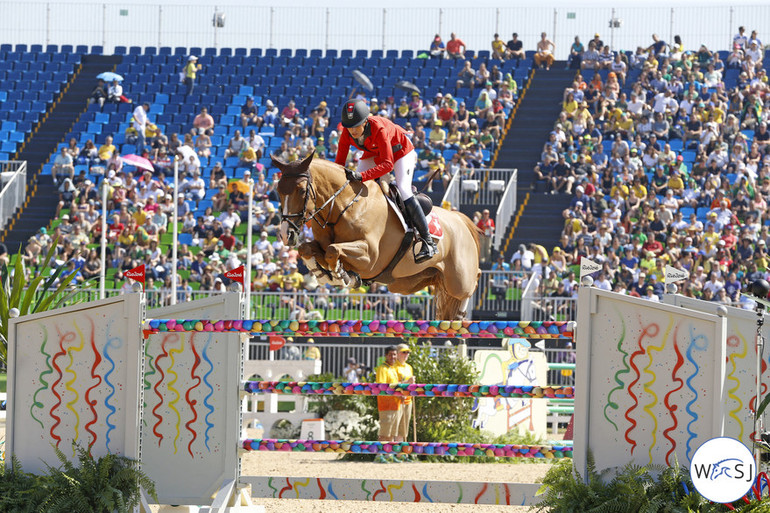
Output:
top-left (457, 296), bottom-right (471, 319)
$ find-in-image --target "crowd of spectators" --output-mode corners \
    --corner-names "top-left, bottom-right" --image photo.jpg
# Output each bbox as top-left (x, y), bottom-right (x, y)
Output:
top-left (26, 34), bottom-right (519, 316)
top-left (521, 28), bottom-right (770, 309)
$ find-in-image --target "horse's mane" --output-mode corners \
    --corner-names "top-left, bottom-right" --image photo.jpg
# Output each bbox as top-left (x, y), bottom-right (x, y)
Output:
top-left (273, 153), bottom-right (345, 195)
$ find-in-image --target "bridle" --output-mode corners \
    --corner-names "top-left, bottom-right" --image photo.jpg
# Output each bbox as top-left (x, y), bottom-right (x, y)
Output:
top-left (281, 170), bottom-right (363, 235)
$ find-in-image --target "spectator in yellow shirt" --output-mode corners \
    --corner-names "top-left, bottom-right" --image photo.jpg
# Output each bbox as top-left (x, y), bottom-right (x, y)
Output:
top-left (375, 346), bottom-right (402, 442)
top-left (395, 343), bottom-right (415, 444)
top-left (667, 170), bottom-right (685, 194)
top-left (98, 135), bottom-right (115, 163)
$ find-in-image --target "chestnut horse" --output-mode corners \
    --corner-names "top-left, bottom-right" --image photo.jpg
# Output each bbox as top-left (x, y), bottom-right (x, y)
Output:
top-left (274, 153), bottom-right (480, 320)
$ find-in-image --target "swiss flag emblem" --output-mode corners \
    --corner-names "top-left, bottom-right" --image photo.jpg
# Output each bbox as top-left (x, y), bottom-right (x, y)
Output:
top-left (427, 212), bottom-right (443, 239)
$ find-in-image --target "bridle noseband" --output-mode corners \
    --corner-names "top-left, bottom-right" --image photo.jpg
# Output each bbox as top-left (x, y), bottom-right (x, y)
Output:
top-left (281, 170), bottom-right (362, 235)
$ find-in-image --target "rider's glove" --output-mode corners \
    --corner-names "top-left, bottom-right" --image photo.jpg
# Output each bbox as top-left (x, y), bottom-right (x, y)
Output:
top-left (346, 170), bottom-right (363, 182)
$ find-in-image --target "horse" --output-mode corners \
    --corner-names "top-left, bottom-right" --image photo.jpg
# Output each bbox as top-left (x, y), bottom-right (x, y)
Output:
top-left (273, 153), bottom-right (480, 320)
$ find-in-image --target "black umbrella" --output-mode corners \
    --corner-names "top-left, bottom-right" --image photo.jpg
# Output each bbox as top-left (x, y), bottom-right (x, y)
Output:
top-left (395, 80), bottom-right (421, 96)
top-left (352, 69), bottom-right (374, 92)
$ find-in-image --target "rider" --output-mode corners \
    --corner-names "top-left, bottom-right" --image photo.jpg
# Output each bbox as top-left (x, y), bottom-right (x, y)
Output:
top-left (335, 99), bottom-right (437, 263)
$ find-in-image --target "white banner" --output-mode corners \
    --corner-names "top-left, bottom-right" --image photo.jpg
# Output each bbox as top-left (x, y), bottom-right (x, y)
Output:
top-left (665, 265), bottom-right (689, 285)
top-left (579, 258), bottom-right (601, 279)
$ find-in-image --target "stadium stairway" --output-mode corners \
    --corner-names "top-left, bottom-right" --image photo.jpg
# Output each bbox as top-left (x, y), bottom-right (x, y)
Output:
top-left (494, 64), bottom-right (575, 258)
top-left (1, 54), bottom-right (122, 253)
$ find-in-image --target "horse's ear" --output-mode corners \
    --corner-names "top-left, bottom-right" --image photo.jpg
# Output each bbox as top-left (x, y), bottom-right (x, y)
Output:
top-left (270, 153), bottom-right (285, 171)
top-left (298, 151), bottom-right (314, 171)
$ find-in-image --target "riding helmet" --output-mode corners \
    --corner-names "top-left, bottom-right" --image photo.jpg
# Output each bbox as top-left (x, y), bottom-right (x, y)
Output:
top-left (340, 99), bottom-right (370, 128)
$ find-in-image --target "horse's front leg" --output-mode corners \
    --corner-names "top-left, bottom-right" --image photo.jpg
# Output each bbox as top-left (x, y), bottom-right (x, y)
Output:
top-left (298, 241), bottom-right (337, 283)
top-left (325, 241), bottom-right (373, 285)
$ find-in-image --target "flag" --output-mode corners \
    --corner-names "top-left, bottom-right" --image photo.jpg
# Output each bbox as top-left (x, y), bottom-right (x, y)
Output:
top-left (224, 265), bottom-right (245, 287)
top-left (124, 264), bottom-right (146, 290)
top-left (579, 258), bottom-right (601, 280)
top-left (665, 265), bottom-right (689, 285)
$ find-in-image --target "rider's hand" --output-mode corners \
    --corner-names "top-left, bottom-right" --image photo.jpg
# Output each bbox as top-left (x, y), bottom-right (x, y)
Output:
top-left (346, 170), bottom-right (362, 182)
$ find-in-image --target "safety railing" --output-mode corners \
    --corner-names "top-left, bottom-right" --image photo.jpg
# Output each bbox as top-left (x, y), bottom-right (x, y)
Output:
top-left (472, 269), bottom-right (527, 315)
top-left (493, 169), bottom-right (517, 251)
top-left (0, 161), bottom-right (27, 233)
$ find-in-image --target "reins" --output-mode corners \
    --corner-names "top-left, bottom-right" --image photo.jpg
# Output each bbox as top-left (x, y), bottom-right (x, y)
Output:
top-left (282, 169), bottom-right (362, 232)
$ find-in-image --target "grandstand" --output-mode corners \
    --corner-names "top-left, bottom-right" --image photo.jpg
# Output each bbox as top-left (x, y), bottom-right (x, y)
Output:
top-left (0, 18), bottom-right (768, 320)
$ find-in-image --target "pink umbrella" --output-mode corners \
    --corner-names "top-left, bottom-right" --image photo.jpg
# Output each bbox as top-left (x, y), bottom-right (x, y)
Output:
top-left (121, 154), bottom-right (154, 172)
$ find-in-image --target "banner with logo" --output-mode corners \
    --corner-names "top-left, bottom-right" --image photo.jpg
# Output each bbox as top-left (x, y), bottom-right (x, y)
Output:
top-left (665, 265), bottom-right (689, 285)
top-left (224, 265), bottom-right (245, 287)
top-left (124, 264), bottom-right (146, 290)
top-left (579, 257), bottom-right (601, 280)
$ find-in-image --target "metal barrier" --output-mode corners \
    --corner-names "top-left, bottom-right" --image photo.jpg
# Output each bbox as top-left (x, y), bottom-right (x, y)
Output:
top-left (472, 269), bottom-right (526, 316)
top-left (494, 169), bottom-right (517, 251)
top-left (0, 161), bottom-right (27, 233)
top-left (441, 168), bottom-right (461, 211)
top-left (527, 296), bottom-right (578, 323)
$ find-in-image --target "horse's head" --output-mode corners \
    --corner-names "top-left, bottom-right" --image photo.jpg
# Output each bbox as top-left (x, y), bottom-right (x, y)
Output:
top-left (273, 152), bottom-right (315, 247)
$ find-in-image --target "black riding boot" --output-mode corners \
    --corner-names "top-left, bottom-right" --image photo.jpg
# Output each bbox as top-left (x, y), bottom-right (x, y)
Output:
top-left (404, 196), bottom-right (437, 263)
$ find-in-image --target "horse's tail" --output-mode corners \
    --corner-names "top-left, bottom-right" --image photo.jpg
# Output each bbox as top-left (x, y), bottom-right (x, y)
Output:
top-left (434, 281), bottom-right (463, 321)
top-left (458, 212), bottom-right (481, 257)
top-left (433, 212), bottom-right (481, 320)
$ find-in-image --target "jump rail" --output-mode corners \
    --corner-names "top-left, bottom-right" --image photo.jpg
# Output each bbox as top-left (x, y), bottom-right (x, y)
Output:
top-left (241, 439), bottom-right (574, 459)
top-left (143, 319), bottom-right (574, 338)
top-left (244, 381), bottom-right (575, 399)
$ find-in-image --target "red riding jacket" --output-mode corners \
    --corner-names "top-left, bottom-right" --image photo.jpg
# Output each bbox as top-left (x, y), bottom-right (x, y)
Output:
top-left (335, 116), bottom-right (414, 182)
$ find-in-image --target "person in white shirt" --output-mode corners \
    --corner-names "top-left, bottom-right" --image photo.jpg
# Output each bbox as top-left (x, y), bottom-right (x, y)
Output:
top-left (745, 41), bottom-right (763, 70)
top-left (108, 79), bottom-right (124, 103)
top-left (182, 170), bottom-right (206, 203)
top-left (511, 244), bottom-right (534, 270)
top-left (703, 273), bottom-right (724, 296)
top-left (255, 232), bottom-right (273, 259)
top-left (734, 26), bottom-right (748, 49)
top-left (679, 93), bottom-right (696, 115)
top-left (248, 129), bottom-right (266, 157)
top-left (217, 205), bottom-right (241, 231)
top-left (652, 90), bottom-right (678, 115)
top-left (594, 272), bottom-right (612, 291)
top-left (627, 93), bottom-right (645, 118)
top-left (133, 102), bottom-right (150, 155)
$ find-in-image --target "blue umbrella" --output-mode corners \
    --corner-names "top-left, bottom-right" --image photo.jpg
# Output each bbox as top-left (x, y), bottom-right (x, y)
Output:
top-left (96, 71), bottom-right (123, 82)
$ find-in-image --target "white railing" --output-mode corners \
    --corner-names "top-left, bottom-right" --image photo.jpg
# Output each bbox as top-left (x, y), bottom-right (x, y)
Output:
top-left (441, 168), bottom-right (462, 211)
top-left (520, 271), bottom-right (538, 321)
top-left (528, 296), bottom-right (578, 322)
top-left (0, 4), bottom-right (762, 60)
top-left (493, 168), bottom-right (517, 251)
top-left (0, 161), bottom-right (27, 233)
top-left (471, 269), bottom-right (527, 315)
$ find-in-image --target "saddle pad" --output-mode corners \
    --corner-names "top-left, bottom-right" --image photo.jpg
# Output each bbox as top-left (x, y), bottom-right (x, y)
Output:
top-left (384, 194), bottom-right (409, 231)
top-left (427, 212), bottom-right (445, 239)
top-left (384, 195), bottom-right (444, 240)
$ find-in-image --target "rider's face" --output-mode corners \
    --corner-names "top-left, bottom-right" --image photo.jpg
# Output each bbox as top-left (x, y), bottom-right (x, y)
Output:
top-left (347, 125), bottom-right (365, 139)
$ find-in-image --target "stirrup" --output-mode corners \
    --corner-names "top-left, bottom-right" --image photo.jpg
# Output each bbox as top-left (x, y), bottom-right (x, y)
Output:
top-left (414, 237), bottom-right (436, 264)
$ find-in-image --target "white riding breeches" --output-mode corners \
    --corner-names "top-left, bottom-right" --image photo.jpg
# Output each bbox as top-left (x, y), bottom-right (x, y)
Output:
top-left (357, 150), bottom-right (417, 200)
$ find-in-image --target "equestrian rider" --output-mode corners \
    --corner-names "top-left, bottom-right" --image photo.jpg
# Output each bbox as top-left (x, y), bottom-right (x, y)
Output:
top-left (335, 99), bottom-right (437, 263)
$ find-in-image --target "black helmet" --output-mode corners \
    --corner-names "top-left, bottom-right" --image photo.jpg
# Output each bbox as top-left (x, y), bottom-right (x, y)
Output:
top-left (340, 99), bottom-right (369, 128)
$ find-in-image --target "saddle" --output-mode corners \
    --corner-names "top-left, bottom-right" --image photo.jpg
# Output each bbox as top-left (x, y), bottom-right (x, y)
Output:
top-left (378, 180), bottom-right (433, 225)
